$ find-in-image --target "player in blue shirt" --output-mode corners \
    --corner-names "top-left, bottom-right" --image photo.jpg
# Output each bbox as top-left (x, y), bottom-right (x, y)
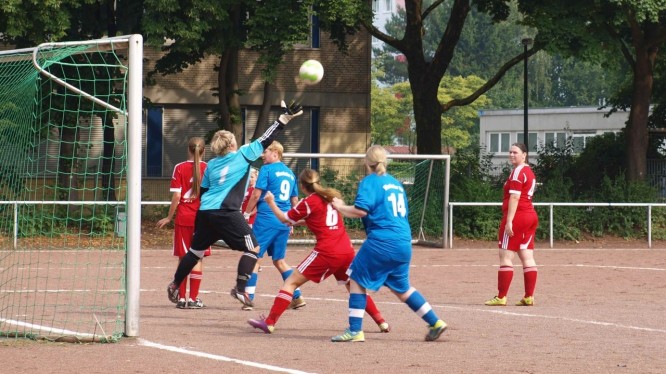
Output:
top-left (242, 141), bottom-right (305, 310)
top-left (167, 100), bottom-right (303, 308)
top-left (330, 145), bottom-right (447, 342)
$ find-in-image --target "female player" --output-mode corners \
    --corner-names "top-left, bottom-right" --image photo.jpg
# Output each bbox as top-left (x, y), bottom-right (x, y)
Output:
top-left (330, 145), bottom-right (447, 342)
top-left (247, 168), bottom-right (390, 335)
top-left (485, 142), bottom-right (539, 307)
top-left (166, 100), bottom-right (302, 308)
top-left (242, 141), bottom-right (304, 310)
top-left (157, 137), bottom-right (209, 309)
top-left (241, 167), bottom-right (259, 227)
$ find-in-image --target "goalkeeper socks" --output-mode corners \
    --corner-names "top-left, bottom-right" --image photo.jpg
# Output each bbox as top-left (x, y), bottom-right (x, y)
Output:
top-left (178, 277), bottom-right (187, 299)
top-left (348, 293), bottom-right (367, 332)
top-left (236, 252), bottom-right (258, 292)
top-left (174, 251), bottom-right (199, 287)
top-left (497, 266), bottom-right (514, 298)
top-left (405, 289), bottom-right (439, 326)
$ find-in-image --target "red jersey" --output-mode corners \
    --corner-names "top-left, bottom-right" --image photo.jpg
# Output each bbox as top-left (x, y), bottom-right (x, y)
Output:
top-left (241, 186), bottom-right (257, 225)
top-left (286, 193), bottom-right (354, 256)
top-left (170, 160), bottom-right (207, 226)
top-left (502, 164), bottom-right (536, 214)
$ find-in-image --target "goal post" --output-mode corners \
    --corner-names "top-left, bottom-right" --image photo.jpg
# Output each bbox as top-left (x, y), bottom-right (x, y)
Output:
top-left (0, 35), bottom-right (142, 341)
top-left (281, 153), bottom-right (451, 248)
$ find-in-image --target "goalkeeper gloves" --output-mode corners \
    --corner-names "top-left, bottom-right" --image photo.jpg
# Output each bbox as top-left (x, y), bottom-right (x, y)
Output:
top-left (278, 99), bottom-right (303, 124)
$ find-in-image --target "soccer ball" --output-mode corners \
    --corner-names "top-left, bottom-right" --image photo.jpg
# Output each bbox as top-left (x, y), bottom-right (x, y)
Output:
top-left (299, 59), bottom-right (324, 84)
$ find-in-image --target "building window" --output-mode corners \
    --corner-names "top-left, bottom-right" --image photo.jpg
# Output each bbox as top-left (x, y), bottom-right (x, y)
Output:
top-left (545, 132), bottom-right (567, 148)
top-left (372, 0), bottom-right (379, 12)
top-left (384, 0), bottom-right (392, 12)
top-left (146, 106), bottom-right (163, 177)
top-left (517, 132), bottom-right (538, 152)
top-left (572, 133), bottom-right (596, 153)
top-left (489, 132), bottom-right (511, 153)
top-left (294, 6), bottom-right (320, 48)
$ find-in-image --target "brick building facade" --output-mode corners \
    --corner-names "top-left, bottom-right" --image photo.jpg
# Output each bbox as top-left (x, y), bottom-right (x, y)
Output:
top-left (142, 29), bottom-right (372, 200)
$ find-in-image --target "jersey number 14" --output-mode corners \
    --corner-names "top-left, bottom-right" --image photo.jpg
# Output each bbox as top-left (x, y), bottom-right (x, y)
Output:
top-left (387, 192), bottom-right (407, 217)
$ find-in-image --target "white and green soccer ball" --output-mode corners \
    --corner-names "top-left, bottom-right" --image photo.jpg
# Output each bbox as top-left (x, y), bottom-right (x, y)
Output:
top-left (299, 59), bottom-right (324, 84)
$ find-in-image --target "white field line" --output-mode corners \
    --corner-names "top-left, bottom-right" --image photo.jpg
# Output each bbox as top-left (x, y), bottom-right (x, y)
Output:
top-left (424, 264), bottom-right (666, 271)
top-left (0, 317), bottom-right (96, 337)
top-left (138, 339), bottom-right (316, 374)
top-left (256, 295), bottom-right (666, 335)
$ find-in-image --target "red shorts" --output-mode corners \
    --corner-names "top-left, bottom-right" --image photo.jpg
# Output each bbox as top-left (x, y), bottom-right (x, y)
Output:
top-left (296, 250), bottom-right (355, 284)
top-left (174, 224), bottom-right (211, 258)
top-left (498, 211), bottom-right (538, 251)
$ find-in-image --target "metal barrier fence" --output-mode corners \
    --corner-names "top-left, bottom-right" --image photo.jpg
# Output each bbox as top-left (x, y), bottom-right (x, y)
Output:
top-left (6, 201), bottom-right (664, 250)
top-left (449, 202), bottom-right (666, 249)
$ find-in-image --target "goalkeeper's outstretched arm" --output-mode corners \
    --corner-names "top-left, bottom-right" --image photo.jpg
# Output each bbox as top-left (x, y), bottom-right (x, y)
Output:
top-left (258, 99), bottom-right (303, 149)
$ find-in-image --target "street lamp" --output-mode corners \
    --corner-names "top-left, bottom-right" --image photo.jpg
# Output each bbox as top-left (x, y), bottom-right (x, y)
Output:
top-left (522, 37), bottom-right (533, 162)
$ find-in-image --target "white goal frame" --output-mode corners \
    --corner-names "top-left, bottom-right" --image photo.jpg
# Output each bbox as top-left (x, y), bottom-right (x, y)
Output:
top-left (19, 35), bottom-right (143, 337)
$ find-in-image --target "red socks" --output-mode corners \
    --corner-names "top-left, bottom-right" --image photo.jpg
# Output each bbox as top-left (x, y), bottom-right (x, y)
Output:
top-left (189, 270), bottom-right (203, 299)
top-left (497, 266), bottom-right (514, 298)
top-left (523, 267), bottom-right (538, 297)
top-left (365, 295), bottom-right (385, 324)
top-left (266, 290), bottom-right (293, 326)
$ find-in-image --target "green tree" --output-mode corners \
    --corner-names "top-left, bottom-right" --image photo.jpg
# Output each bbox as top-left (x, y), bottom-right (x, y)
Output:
top-left (319, 0), bottom-right (539, 154)
top-left (519, 0), bottom-right (666, 181)
top-left (375, 3), bottom-right (626, 110)
top-left (143, 0), bottom-right (312, 141)
top-left (371, 75), bottom-right (490, 150)
top-left (370, 81), bottom-right (411, 145)
top-left (0, 0), bottom-right (143, 201)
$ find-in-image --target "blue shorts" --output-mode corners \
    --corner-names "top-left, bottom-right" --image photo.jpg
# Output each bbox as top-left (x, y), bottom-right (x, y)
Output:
top-left (347, 239), bottom-right (412, 293)
top-left (254, 226), bottom-right (290, 260)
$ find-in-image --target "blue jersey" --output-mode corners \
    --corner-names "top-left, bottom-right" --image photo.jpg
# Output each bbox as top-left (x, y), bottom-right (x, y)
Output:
top-left (254, 162), bottom-right (298, 231)
top-left (354, 173), bottom-right (412, 244)
top-left (199, 141), bottom-right (264, 211)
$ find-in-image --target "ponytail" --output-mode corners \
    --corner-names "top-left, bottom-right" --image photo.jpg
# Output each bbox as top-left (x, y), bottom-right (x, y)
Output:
top-left (188, 137), bottom-right (205, 199)
top-left (298, 169), bottom-right (341, 203)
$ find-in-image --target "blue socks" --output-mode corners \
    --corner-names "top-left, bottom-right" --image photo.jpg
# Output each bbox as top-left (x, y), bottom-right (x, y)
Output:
top-left (282, 269), bottom-right (301, 299)
top-left (348, 293), bottom-right (367, 332)
top-left (405, 290), bottom-right (439, 326)
top-left (246, 272), bottom-right (258, 300)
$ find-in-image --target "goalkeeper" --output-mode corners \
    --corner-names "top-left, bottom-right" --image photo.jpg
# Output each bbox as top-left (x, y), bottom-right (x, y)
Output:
top-left (167, 100), bottom-right (303, 308)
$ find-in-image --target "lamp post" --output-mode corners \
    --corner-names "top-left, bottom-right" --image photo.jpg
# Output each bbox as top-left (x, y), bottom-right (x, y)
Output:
top-left (522, 37), bottom-right (533, 162)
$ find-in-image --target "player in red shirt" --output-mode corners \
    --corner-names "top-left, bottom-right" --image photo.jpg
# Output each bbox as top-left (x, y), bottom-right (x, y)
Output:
top-left (485, 143), bottom-right (539, 307)
top-left (157, 137), bottom-right (211, 309)
top-left (241, 167), bottom-right (258, 227)
top-left (247, 168), bottom-right (390, 334)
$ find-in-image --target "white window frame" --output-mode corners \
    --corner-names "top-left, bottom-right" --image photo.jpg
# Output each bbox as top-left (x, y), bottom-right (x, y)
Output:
top-left (488, 132), bottom-right (511, 153)
top-left (516, 132), bottom-right (538, 153)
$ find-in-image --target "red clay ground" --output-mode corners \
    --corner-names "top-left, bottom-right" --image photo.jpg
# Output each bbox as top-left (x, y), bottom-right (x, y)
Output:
top-left (2, 236), bottom-right (666, 373)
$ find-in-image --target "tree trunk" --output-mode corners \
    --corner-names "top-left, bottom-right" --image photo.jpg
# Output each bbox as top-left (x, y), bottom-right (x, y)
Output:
top-left (626, 35), bottom-right (657, 182)
top-left (252, 81), bottom-right (274, 141)
top-left (217, 53), bottom-right (232, 130)
top-left (226, 49), bottom-right (243, 142)
top-left (411, 72), bottom-right (444, 154)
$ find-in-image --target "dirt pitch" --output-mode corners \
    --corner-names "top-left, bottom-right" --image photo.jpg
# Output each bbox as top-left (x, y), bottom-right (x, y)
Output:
top-left (2, 238), bottom-right (666, 374)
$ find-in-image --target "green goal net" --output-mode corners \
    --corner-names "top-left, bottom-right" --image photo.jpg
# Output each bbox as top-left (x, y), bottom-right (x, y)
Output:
top-left (0, 35), bottom-right (143, 342)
